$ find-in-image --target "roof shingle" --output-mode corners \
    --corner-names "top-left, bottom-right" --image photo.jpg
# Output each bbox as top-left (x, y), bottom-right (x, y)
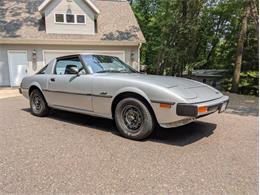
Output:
top-left (0, 0), bottom-right (145, 44)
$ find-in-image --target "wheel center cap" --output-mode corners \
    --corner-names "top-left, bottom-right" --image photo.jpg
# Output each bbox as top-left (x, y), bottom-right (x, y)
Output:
top-left (127, 114), bottom-right (135, 122)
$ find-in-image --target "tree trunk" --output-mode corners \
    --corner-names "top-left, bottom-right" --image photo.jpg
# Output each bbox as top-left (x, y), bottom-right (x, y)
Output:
top-left (249, 0), bottom-right (259, 40)
top-left (156, 51), bottom-right (162, 75)
top-left (231, 0), bottom-right (250, 93)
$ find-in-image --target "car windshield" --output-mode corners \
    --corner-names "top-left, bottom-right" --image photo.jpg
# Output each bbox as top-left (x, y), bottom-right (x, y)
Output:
top-left (82, 55), bottom-right (137, 73)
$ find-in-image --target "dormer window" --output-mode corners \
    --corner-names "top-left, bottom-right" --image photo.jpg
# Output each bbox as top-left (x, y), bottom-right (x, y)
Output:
top-left (55, 14), bottom-right (86, 24)
top-left (66, 14), bottom-right (75, 23)
top-left (77, 15), bottom-right (85, 24)
top-left (55, 14), bottom-right (64, 23)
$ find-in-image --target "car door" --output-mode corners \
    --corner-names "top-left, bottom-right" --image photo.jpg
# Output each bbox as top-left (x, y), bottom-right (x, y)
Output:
top-left (46, 56), bottom-right (93, 111)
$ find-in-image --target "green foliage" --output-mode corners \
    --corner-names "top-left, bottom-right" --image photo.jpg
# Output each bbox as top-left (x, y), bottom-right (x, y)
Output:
top-left (224, 71), bottom-right (259, 96)
top-left (131, 0), bottom-right (259, 95)
top-left (239, 71), bottom-right (259, 96)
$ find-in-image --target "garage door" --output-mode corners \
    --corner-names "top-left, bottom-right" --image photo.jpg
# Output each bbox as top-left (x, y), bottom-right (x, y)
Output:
top-left (8, 50), bottom-right (28, 86)
top-left (43, 50), bottom-right (125, 65)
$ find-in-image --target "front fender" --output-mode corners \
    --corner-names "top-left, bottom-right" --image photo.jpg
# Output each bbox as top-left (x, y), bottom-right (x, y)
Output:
top-left (112, 87), bottom-right (152, 104)
top-left (28, 82), bottom-right (43, 92)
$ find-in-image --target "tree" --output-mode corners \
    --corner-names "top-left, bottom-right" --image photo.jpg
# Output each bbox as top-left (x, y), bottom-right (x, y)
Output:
top-left (131, 0), bottom-right (259, 95)
top-left (231, 0), bottom-right (251, 93)
top-left (249, 0), bottom-right (259, 40)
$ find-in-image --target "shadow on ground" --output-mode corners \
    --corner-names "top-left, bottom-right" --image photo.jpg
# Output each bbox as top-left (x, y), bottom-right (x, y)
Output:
top-left (22, 108), bottom-right (216, 146)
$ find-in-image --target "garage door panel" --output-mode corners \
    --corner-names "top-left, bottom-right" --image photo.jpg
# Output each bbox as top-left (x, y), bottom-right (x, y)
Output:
top-left (8, 51), bottom-right (28, 86)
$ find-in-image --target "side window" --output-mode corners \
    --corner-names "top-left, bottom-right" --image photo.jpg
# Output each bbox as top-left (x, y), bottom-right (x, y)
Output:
top-left (54, 57), bottom-right (85, 75)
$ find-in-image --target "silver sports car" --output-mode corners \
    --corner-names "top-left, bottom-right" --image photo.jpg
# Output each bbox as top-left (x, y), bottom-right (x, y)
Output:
top-left (20, 54), bottom-right (229, 140)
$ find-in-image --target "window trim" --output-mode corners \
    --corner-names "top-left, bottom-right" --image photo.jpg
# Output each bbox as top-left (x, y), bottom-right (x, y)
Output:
top-left (66, 13), bottom-right (75, 24)
top-left (53, 55), bottom-right (89, 75)
top-left (54, 13), bottom-right (64, 23)
top-left (54, 13), bottom-right (86, 24)
top-left (76, 14), bottom-right (86, 24)
top-left (36, 65), bottom-right (48, 74)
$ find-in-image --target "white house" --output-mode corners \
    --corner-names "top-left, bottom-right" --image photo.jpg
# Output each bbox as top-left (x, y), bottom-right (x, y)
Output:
top-left (0, 0), bottom-right (145, 86)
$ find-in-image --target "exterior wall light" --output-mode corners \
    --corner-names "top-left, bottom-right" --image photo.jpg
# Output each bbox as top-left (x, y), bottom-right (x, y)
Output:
top-left (32, 49), bottom-right (37, 71)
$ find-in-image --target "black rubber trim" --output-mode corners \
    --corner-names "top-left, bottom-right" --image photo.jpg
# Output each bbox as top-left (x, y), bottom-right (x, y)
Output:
top-left (150, 100), bottom-right (175, 105)
top-left (53, 104), bottom-right (93, 112)
top-left (91, 94), bottom-right (113, 98)
top-left (177, 99), bottom-right (229, 117)
top-left (176, 104), bottom-right (198, 117)
top-left (42, 89), bottom-right (112, 98)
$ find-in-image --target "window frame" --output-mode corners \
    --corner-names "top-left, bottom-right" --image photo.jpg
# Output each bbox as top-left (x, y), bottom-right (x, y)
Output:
top-left (54, 13), bottom-right (86, 24)
top-left (54, 13), bottom-right (65, 23)
top-left (53, 55), bottom-right (89, 75)
top-left (66, 13), bottom-right (75, 24)
top-left (37, 65), bottom-right (48, 74)
top-left (76, 14), bottom-right (86, 24)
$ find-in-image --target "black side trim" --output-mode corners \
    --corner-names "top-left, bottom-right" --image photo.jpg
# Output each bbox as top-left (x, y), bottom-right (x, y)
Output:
top-left (42, 89), bottom-right (112, 98)
top-left (53, 104), bottom-right (93, 112)
top-left (150, 100), bottom-right (175, 105)
top-left (176, 104), bottom-right (198, 117)
top-left (91, 94), bottom-right (113, 98)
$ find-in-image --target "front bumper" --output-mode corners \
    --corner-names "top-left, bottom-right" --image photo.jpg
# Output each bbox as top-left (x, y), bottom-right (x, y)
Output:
top-left (176, 95), bottom-right (229, 117)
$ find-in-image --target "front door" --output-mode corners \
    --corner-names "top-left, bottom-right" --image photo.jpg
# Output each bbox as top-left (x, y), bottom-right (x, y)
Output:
top-left (45, 56), bottom-right (93, 111)
top-left (8, 51), bottom-right (28, 86)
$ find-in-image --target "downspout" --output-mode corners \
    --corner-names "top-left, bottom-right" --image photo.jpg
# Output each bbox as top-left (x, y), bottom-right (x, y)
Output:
top-left (137, 43), bottom-right (142, 72)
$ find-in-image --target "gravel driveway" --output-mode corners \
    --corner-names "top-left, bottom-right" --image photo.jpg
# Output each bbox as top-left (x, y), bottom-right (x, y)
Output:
top-left (0, 96), bottom-right (258, 194)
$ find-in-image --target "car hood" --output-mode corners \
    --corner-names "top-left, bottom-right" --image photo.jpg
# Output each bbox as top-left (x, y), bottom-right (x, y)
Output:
top-left (98, 73), bottom-right (223, 102)
top-left (99, 73), bottom-right (200, 87)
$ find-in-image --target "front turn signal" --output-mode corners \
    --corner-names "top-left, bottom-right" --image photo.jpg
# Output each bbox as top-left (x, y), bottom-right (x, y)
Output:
top-left (198, 106), bottom-right (207, 113)
top-left (160, 103), bottom-right (172, 109)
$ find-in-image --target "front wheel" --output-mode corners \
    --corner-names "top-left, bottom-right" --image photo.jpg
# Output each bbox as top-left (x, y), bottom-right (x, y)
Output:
top-left (29, 89), bottom-right (49, 117)
top-left (114, 98), bottom-right (155, 140)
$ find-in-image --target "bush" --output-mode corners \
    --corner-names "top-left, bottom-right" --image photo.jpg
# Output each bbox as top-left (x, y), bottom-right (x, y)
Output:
top-left (239, 71), bottom-right (259, 96)
top-left (223, 71), bottom-right (259, 96)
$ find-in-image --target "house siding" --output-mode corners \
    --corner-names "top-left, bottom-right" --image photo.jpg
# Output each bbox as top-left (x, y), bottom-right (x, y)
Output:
top-left (45, 0), bottom-right (95, 35)
top-left (0, 44), bottom-right (139, 86)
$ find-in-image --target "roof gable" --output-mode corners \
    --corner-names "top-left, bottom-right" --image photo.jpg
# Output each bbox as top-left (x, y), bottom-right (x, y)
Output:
top-left (38, 0), bottom-right (100, 15)
top-left (0, 0), bottom-right (145, 44)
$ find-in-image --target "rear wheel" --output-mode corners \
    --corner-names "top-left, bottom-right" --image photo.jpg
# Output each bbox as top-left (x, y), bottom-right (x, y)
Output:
top-left (114, 98), bottom-right (155, 140)
top-left (29, 89), bottom-right (49, 117)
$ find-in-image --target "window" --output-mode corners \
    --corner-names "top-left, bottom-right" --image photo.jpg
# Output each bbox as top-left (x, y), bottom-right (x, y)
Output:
top-left (55, 14), bottom-right (64, 23)
top-left (82, 55), bottom-right (137, 73)
top-left (37, 65), bottom-right (48, 74)
top-left (54, 13), bottom-right (86, 24)
top-left (77, 15), bottom-right (85, 23)
top-left (55, 57), bottom-right (85, 75)
top-left (66, 14), bottom-right (75, 23)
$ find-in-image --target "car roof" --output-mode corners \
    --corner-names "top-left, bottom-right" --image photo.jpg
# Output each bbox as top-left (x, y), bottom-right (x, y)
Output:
top-left (56, 53), bottom-right (116, 60)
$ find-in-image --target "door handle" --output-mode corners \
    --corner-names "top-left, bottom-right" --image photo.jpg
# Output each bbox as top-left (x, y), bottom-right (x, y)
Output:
top-left (50, 78), bottom-right (55, 82)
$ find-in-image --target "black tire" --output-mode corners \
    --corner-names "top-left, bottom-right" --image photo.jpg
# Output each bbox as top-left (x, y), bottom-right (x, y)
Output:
top-left (114, 98), bottom-right (155, 140)
top-left (29, 89), bottom-right (49, 117)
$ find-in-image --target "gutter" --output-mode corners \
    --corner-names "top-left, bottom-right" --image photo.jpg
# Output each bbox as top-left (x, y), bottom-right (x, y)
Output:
top-left (0, 38), bottom-right (145, 46)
